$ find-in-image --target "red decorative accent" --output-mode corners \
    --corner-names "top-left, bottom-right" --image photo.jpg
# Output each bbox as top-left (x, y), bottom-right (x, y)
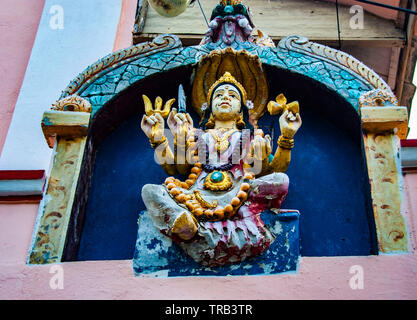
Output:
top-left (0, 170), bottom-right (45, 180)
top-left (401, 139), bottom-right (417, 147)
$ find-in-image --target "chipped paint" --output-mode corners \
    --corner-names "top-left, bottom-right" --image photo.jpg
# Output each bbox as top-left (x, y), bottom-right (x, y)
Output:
top-left (28, 137), bottom-right (87, 264)
top-left (362, 132), bottom-right (408, 253)
top-left (133, 209), bottom-right (300, 277)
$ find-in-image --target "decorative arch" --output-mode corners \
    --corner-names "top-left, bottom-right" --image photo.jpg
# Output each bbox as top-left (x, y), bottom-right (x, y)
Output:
top-left (60, 34), bottom-right (387, 117)
top-left (28, 33), bottom-right (409, 264)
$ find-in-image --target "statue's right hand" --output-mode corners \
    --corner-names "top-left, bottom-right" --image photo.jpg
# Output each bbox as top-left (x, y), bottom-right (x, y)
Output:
top-left (167, 108), bottom-right (194, 138)
top-left (141, 113), bottom-right (165, 142)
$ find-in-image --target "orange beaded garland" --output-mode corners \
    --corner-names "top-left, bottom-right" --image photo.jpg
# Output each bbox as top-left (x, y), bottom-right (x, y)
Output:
top-left (205, 209), bottom-right (214, 218)
top-left (214, 207), bottom-right (225, 218)
top-left (188, 173), bottom-right (197, 180)
top-left (175, 193), bottom-right (187, 203)
top-left (185, 201), bottom-right (195, 210)
top-left (231, 197), bottom-right (241, 207)
top-left (166, 183), bottom-right (176, 190)
top-left (191, 167), bottom-right (201, 174)
top-left (165, 164), bottom-right (255, 222)
top-left (185, 179), bottom-right (195, 186)
top-left (237, 190), bottom-right (248, 200)
top-left (165, 177), bottom-right (175, 184)
top-left (224, 204), bottom-right (234, 214)
top-left (240, 182), bottom-right (250, 191)
top-left (169, 188), bottom-right (181, 196)
top-left (194, 207), bottom-right (204, 217)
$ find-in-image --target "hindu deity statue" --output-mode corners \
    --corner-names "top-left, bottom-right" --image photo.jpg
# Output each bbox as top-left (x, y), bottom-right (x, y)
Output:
top-left (140, 50), bottom-right (301, 266)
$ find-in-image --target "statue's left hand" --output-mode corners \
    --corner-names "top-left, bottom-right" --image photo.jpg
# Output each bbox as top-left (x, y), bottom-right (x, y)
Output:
top-left (250, 132), bottom-right (272, 161)
top-left (279, 110), bottom-right (302, 138)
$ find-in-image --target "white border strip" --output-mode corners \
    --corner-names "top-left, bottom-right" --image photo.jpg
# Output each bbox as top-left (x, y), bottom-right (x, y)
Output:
top-left (0, 0), bottom-right (122, 171)
top-left (401, 146), bottom-right (417, 169)
top-left (0, 179), bottom-right (45, 196)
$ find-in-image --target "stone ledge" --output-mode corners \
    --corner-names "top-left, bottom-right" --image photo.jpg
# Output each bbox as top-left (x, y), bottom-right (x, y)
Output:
top-left (361, 106), bottom-right (408, 139)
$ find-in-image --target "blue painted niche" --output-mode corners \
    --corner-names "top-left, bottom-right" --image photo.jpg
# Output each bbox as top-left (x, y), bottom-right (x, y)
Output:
top-left (75, 67), bottom-right (377, 261)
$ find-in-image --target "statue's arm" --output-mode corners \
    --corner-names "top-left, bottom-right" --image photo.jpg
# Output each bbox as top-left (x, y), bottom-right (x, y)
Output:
top-left (140, 113), bottom-right (178, 175)
top-left (155, 143), bottom-right (178, 176)
top-left (268, 110), bottom-right (302, 173)
top-left (269, 146), bottom-right (292, 173)
top-left (167, 108), bottom-right (196, 175)
top-left (175, 144), bottom-right (192, 175)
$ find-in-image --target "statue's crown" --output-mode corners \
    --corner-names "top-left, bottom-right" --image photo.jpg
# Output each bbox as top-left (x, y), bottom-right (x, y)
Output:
top-left (220, 0), bottom-right (243, 6)
top-left (207, 72), bottom-right (247, 107)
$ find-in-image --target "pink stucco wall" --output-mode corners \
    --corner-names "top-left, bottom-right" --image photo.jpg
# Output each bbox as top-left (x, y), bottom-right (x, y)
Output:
top-left (0, 0), bottom-right (45, 154)
top-left (0, 174), bottom-right (416, 299)
top-left (1, 0), bottom-right (417, 300)
top-left (113, 0), bottom-right (137, 52)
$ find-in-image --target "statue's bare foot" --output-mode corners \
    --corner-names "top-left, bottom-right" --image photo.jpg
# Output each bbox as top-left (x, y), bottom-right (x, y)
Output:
top-left (171, 212), bottom-right (198, 240)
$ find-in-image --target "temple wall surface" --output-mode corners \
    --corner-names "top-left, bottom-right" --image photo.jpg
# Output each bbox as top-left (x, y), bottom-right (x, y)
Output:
top-left (0, 184), bottom-right (416, 299)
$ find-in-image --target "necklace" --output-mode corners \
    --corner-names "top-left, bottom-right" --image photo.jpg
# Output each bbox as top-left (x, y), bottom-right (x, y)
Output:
top-left (209, 129), bottom-right (238, 154)
top-left (164, 162), bottom-right (255, 222)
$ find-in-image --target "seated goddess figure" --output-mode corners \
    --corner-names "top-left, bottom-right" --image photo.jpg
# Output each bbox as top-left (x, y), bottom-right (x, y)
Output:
top-left (140, 72), bottom-right (301, 266)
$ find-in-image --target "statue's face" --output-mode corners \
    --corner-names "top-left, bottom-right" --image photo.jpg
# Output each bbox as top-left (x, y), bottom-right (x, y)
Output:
top-left (211, 84), bottom-right (241, 121)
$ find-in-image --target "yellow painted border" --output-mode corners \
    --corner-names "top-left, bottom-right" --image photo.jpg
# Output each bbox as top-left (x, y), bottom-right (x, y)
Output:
top-left (360, 93), bottom-right (409, 253)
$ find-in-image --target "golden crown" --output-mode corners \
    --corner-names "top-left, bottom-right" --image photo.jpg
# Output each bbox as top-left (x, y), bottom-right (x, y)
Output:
top-left (220, 0), bottom-right (242, 6)
top-left (207, 72), bottom-right (247, 107)
top-left (191, 48), bottom-right (268, 122)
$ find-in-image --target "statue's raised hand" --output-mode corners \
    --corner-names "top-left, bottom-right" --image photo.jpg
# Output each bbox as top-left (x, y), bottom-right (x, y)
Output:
top-left (279, 110), bottom-right (302, 138)
top-left (141, 113), bottom-right (165, 142)
top-left (167, 108), bottom-right (194, 141)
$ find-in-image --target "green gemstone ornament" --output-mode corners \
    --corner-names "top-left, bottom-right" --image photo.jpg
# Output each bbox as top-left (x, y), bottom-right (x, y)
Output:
top-left (210, 171), bottom-right (224, 183)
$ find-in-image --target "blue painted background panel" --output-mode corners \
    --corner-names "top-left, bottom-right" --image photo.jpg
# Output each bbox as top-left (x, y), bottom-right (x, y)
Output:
top-left (77, 116), bottom-right (167, 260)
top-left (264, 107), bottom-right (376, 256)
top-left (77, 112), bottom-right (376, 261)
top-left (77, 70), bottom-right (377, 261)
